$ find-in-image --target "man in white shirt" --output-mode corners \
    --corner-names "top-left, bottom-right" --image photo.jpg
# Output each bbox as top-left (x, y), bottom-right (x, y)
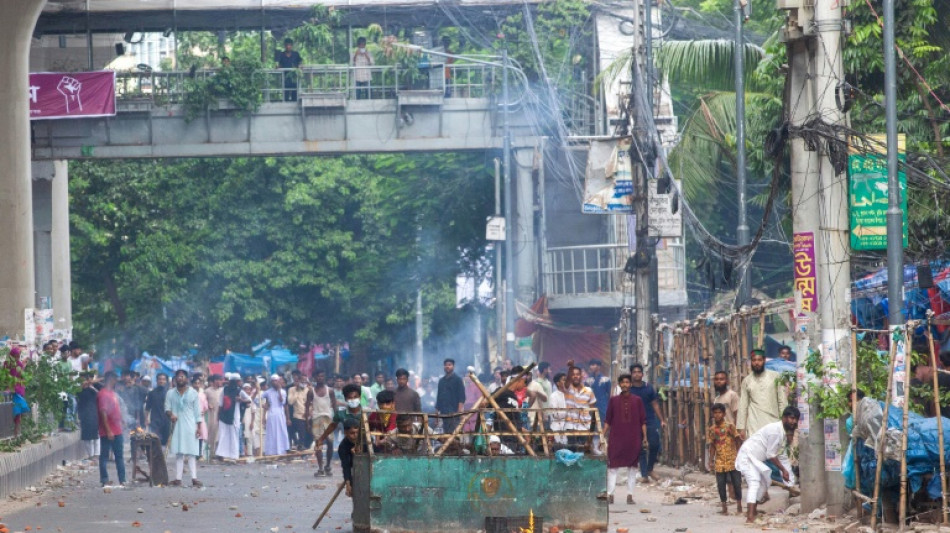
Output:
top-left (67, 341), bottom-right (90, 372)
top-left (735, 406), bottom-right (799, 523)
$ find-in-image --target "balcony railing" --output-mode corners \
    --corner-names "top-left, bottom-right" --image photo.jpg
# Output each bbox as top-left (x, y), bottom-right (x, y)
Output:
top-left (543, 244), bottom-right (630, 297)
top-left (114, 63), bottom-right (500, 105)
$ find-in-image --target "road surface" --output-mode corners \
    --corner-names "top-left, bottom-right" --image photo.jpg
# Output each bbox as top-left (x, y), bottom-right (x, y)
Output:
top-left (0, 454), bottom-right (808, 533)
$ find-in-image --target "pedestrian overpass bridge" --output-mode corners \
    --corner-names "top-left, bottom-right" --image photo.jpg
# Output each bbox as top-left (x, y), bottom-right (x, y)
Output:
top-left (31, 63), bottom-right (591, 160)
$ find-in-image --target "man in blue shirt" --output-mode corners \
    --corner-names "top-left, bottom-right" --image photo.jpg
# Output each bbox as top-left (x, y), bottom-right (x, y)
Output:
top-left (585, 359), bottom-right (612, 424)
top-left (628, 363), bottom-right (666, 482)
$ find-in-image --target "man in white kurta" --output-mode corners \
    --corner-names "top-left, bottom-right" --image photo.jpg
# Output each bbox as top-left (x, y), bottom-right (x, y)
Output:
top-left (736, 350), bottom-right (788, 438)
top-left (165, 369), bottom-right (203, 487)
top-left (735, 407), bottom-right (799, 523)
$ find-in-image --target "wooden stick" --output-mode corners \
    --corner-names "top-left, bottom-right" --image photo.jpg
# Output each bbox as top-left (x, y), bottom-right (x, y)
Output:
top-left (164, 419), bottom-right (177, 460)
top-left (871, 336), bottom-right (900, 530)
top-left (927, 319), bottom-right (949, 525)
top-left (850, 328), bottom-right (863, 519)
top-left (237, 449), bottom-right (312, 462)
top-left (468, 373), bottom-right (536, 456)
top-left (312, 482), bottom-right (346, 529)
top-left (435, 363), bottom-right (536, 456)
top-left (899, 325), bottom-right (911, 531)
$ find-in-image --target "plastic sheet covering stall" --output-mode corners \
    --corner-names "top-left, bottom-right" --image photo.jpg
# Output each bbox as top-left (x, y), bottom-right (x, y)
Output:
top-left (515, 297), bottom-right (611, 371)
top-left (853, 398), bottom-right (950, 499)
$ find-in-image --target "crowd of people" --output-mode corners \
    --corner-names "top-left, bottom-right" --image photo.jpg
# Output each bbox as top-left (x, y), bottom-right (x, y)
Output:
top-left (6, 338), bottom-right (807, 525)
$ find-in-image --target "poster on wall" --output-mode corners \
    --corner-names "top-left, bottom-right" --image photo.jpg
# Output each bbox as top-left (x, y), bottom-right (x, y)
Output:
top-left (583, 139), bottom-right (634, 214)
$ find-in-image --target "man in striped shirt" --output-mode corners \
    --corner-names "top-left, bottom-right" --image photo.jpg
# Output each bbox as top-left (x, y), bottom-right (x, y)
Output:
top-left (564, 365), bottom-right (596, 451)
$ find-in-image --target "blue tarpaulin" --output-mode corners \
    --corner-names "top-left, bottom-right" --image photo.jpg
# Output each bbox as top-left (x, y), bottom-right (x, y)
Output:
top-left (222, 349), bottom-right (298, 376)
top-left (855, 402), bottom-right (950, 499)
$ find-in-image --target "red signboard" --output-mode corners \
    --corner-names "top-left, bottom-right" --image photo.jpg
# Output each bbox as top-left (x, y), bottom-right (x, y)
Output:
top-left (29, 71), bottom-right (116, 120)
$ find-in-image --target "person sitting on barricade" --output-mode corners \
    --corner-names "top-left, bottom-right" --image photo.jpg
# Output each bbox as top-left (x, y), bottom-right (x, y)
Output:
top-left (388, 414), bottom-right (426, 456)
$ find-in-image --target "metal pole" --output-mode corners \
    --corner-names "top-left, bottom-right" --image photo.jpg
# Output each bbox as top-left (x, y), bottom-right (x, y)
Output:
top-left (734, 0), bottom-right (750, 310)
top-left (813, 0), bottom-right (849, 513)
top-left (502, 49), bottom-right (516, 361)
top-left (883, 0), bottom-right (903, 328)
top-left (494, 157), bottom-right (505, 365)
top-left (415, 289), bottom-right (424, 376)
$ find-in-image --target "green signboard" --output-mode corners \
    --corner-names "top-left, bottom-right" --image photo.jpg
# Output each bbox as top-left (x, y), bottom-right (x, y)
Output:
top-left (848, 153), bottom-right (908, 250)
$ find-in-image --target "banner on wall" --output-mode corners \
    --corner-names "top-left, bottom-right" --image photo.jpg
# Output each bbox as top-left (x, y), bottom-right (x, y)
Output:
top-left (29, 71), bottom-right (116, 120)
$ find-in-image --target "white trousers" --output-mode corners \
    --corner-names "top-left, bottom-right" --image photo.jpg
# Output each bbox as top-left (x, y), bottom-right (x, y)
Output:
top-left (607, 467), bottom-right (636, 496)
top-left (175, 454), bottom-right (198, 481)
top-left (735, 449), bottom-right (795, 504)
top-left (83, 439), bottom-right (100, 458)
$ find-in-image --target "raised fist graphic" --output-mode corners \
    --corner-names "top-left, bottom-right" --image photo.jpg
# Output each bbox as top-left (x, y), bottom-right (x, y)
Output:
top-left (57, 76), bottom-right (83, 113)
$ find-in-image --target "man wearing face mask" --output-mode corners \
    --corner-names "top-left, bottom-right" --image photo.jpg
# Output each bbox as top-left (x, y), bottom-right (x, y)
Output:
top-left (314, 384), bottom-right (363, 453)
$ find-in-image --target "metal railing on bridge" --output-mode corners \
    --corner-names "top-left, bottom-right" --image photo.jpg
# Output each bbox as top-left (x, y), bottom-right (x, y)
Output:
top-left (114, 63), bottom-right (499, 105)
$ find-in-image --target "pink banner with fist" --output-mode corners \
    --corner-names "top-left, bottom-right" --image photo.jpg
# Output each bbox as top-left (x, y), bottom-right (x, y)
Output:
top-left (29, 71), bottom-right (116, 120)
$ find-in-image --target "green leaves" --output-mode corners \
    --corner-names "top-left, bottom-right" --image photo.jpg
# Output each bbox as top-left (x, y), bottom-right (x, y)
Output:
top-left (70, 154), bottom-right (493, 357)
top-left (656, 39), bottom-right (765, 92)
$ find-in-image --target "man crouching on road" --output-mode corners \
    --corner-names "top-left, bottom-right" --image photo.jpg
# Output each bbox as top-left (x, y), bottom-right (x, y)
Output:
top-left (735, 405), bottom-right (799, 523)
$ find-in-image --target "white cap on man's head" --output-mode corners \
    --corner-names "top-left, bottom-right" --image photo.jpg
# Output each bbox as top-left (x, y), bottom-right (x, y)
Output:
top-left (271, 374), bottom-right (282, 382)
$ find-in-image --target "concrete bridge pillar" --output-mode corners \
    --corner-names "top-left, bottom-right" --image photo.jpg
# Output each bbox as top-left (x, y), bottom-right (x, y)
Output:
top-left (0, 0), bottom-right (45, 338)
top-left (51, 161), bottom-right (72, 332)
top-left (32, 163), bottom-right (53, 309)
top-left (31, 160), bottom-right (71, 332)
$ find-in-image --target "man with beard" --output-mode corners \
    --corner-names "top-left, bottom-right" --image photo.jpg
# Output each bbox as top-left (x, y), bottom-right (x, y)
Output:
top-left (117, 371), bottom-right (144, 430)
top-left (628, 364), bottom-right (666, 483)
top-left (215, 373), bottom-right (243, 460)
top-left (735, 406), bottom-right (799, 523)
top-left (712, 371), bottom-right (740, 426)
top-left (736, 350), bottom-right (787, 439)
top-left (165, 369), bottom-right (203, 487)
top-left (287, 370), bottom-right (314, 451)
top-left (145, 373), bottom-right (171, 446)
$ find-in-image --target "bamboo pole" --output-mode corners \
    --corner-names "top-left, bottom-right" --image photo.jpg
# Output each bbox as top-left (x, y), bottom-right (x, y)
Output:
top-left (260, 395), bottom-right (265, 456)
top-left (899, 325), bottom-right (911, 530)
top-left (435, 364), bottom-right (535, 456)
top-left (756, 310), bottom-right (766, 349)
top-left (691, 330), bottom-right (702, 467)
top-left (871, 336), bottom-right (900, 530)
top-left (422, 414), bottom-right (434, 455)
top-left (468, 374), bottom-right (536, 456)
top-left (926, 318), bottom-right (949, 524)
top-left (850, 328), bottom-right (862, 519)
top-left (675, 334), bottom-right (685, 467)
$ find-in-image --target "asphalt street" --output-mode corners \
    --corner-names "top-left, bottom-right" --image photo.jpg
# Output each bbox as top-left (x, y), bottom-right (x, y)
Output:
top-left (0, 454), bottom-right (802, 533)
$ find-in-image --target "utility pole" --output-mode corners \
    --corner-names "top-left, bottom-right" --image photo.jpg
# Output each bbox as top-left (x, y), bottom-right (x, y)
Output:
top-left (494, 157), bottom-right (505, 364)
top-left (781, 0), bottom-right (850, 512)
top-left (734, 0), bottom-right (750, 311)
top-left (813, 0), bottom-right (850, 514)
top-left (788, 36), bottom-right (827, 513)
top-left (415, 289), bottom-right (424, 376)
top-left (884, 0), bottom-right (903, 330)
top-left (502, 48), bottom-right (517, 362)
top-left (632, 0), bottom-right (655, 366)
